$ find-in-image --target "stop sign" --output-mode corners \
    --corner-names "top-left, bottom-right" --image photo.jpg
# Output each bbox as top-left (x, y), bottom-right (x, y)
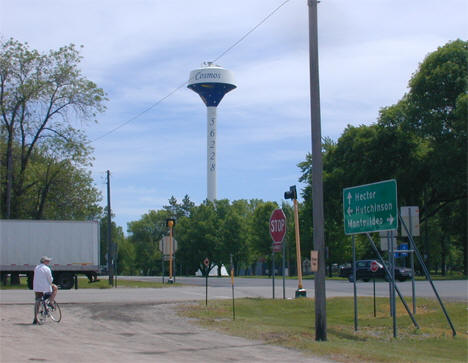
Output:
top-left (270, 209), bottom-right (287, 243)
top-left (370, 260), bottom-right (379, 273)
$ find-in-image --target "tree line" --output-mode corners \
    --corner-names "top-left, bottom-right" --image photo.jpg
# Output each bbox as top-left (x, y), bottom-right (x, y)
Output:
top-left (1, 38), bottom-right (466, 276)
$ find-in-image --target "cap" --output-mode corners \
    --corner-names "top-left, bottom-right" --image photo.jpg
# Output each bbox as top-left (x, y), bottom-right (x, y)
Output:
top-left (40, 256), bottom-right (52, 263)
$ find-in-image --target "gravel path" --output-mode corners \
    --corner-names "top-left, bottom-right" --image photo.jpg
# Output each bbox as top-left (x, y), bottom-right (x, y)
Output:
top-left (0, 302), bottom-right (334, 363)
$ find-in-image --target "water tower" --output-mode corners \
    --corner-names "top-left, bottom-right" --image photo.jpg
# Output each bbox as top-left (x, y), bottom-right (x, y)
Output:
top-left (188, 62), bottom-right (236, 202)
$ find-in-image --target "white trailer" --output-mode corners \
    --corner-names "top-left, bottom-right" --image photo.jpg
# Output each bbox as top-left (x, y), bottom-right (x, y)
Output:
top-left (0, 220), bottom-right (100, 289)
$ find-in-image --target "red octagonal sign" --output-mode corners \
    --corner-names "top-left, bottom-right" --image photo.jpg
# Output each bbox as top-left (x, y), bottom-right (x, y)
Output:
top-left (370, 260), bottom-right (379, 273)
top-left (270, 209), bottom-right (287, 243)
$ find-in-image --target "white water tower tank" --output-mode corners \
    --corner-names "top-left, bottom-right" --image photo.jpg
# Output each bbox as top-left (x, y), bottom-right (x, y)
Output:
top-left (188, 62), bottom-right (236, 201)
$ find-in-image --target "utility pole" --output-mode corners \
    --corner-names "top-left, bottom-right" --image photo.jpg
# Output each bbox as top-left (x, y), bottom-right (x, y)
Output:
top-left (308, 0), bottom-right (327, 341)
top-left (106, 170), bottom-right (114, 286)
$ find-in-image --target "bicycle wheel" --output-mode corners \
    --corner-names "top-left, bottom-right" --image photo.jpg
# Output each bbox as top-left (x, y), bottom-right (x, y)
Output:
top-left (47, 300), bottom-right (62, 322)
top-left (35, 301), bottom-right (47, 325)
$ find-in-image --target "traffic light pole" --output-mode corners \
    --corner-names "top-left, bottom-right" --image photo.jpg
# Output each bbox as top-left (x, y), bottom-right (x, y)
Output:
top-left (293, 198), bottom-right (304, 292)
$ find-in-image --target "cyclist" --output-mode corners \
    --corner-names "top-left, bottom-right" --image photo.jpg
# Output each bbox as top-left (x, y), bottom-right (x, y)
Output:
top-left (32, 256), bottom-right (58, 324)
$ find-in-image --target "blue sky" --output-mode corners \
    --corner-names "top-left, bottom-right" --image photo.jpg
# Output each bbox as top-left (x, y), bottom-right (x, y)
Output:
top-left (2, 0), bottom-right (467, 232)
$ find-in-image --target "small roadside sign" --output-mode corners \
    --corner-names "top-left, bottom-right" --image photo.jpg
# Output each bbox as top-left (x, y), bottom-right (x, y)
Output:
top-left (310, 250), bottom-right (318, 272)
top-left (159, 236), bottom-right (177, 255)
top-left (379, 231), bottom-right (397, 251)
top-left (400, 206), bottom-right (420, 237)
top-left (370, 260), bottom-right (379, 273)
top-left (272, 242), bottom-right (282, 253)
top-left (399, 243), bottom-right (409, 257)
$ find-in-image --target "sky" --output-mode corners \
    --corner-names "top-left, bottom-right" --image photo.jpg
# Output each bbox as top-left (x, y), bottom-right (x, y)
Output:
top-left (1, 0), bottom-right (467, 233)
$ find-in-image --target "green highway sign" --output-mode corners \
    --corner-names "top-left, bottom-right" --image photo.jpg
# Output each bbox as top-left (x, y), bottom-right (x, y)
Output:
top-left (343, 179), bottom-right (398, 235)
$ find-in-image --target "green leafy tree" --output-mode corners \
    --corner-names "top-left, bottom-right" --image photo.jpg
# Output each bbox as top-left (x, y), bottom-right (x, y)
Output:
top-left (281, 200), bottom-right (298, 276)
top-left (176, 201), bottom-right (218, 274)
top-left (163, 195), bottom-right (195, 219)
top-left (249, 201), bottom-right (278, 261)
top-left (299, 40), bottom-right (467, 274)
top-left (127, 209), bottom-right (169, 275)
top-left (100, 216), bottom-right (133, 274)
top-left (229, 199), bottom-right (254, 272)
top-left (213, 199), bottom-right (249, 275)
top-left (0, 38), bottom-right (106, 219)
top-left (380, 39), bottom-right (468, 273)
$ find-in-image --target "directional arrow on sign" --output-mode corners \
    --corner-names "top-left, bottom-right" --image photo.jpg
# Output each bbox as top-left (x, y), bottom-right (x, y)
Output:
top-left (343, 179), bottom-right (398, 235)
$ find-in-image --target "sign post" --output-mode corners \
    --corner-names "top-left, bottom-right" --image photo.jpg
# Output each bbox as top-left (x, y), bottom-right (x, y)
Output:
top-left (343, 180), bottom-right (400, 337)
top-left (230, 254), bottom-right (235, 320)
top-left (166, 218), bottom-right (176, 283)
top-left (203, 257), bottom-right (211, 306)
top-left (370, 260), bottom-right (379, 318)
top-left (401, 206), bottom-right (419, 314)
top-left (270, 209), bottom-right (286, 300)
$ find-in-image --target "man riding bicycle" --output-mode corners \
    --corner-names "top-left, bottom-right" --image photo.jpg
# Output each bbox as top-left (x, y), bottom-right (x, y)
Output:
top-left (32, 256), bottom-right (58, 325)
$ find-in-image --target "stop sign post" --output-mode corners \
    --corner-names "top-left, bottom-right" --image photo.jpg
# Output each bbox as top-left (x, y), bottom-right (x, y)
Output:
top-left (270, 208), bottom-right (287, 300)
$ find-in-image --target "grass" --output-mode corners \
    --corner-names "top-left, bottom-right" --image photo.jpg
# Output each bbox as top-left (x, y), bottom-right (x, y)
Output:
top-left (0, 276), bottom-right (177, 289)
top-left (75, 277), bottom-right (175, 289)
top-left (229, 272), bottom-right (467, 281)
top-left (179, 297), bottom-right (468, 363)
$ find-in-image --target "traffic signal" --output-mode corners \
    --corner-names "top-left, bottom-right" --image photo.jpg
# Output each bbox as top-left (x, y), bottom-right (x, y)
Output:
top-left (284, 185), bottom-right (297, 200)
top-left (166, 218), bottom-right (176, 227)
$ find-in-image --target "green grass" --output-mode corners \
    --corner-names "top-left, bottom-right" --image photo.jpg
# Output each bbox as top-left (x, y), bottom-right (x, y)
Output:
top-left (179, 297), bottom-right (468, 363)
top-left (237, 273), bottom-right (467, 281)
top-left (0, 276), bottom-right (177, 289)
top-left (75, 277), bottom-right (175, 289)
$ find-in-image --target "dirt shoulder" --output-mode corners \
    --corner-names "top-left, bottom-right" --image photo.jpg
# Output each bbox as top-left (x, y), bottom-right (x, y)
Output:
top-left (0, 302), bottom-right (333, 363)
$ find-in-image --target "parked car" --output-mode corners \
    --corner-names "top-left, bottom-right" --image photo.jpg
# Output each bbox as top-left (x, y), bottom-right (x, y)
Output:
top-left (339, 259), bottom-right (412, 282)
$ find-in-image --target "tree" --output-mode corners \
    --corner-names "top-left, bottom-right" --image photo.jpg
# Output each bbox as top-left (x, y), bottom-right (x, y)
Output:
top-left (127, 209), bottom-right (169, 275)
top-left (299, 40), bottom-right (467, 274)
top-left (100, 216), bottom-right (134, 275)
top-left (214, 199), bottom-right (249, 275)
top-left (396, 39), bottom-right (468, 274)
top-left (249, 201), bottom-right (278, 261)
top-left (176, 201), bottom-right (218, 274)
top-left (163, 194), bottom-right (195, 219)
top-left (0, 38), bottom-right (106, 218)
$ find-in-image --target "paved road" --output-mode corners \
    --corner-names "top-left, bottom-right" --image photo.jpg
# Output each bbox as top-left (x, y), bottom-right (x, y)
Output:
top-left (119, 276), bottom-right (468, 301)
top-left (1, 278), bottom-right (466, 305)
top-left (1, 278), bottom-right (465, 363)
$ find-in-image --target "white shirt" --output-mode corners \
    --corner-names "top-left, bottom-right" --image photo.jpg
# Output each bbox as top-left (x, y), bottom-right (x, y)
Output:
top-left (33, 263), bottom-right (53, 293)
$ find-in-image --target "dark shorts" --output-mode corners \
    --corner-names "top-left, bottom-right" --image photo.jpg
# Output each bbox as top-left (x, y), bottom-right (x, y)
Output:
top-left (35, 292), bottom-right (52, 301)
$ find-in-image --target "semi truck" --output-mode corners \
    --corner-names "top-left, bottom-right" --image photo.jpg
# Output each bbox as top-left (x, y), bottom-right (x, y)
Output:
top-left (0, 219), bottom-right (100, 289)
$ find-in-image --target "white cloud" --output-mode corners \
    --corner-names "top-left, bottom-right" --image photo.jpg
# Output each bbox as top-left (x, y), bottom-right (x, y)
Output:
top-left (2, 0), bottom-right (466, 230)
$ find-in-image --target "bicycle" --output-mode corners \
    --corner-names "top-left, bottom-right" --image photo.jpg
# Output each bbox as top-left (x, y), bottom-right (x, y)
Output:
top-left (34, 296), bottom-right (62, 324)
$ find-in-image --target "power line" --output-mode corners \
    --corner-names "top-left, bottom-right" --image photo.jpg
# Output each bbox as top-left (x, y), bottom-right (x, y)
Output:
top-left (90, 0), bottom-right (291, 143)
top-left (91, 81), bottom-right (188, 143)
top-left (213, 0), bottom-right (291, 63)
